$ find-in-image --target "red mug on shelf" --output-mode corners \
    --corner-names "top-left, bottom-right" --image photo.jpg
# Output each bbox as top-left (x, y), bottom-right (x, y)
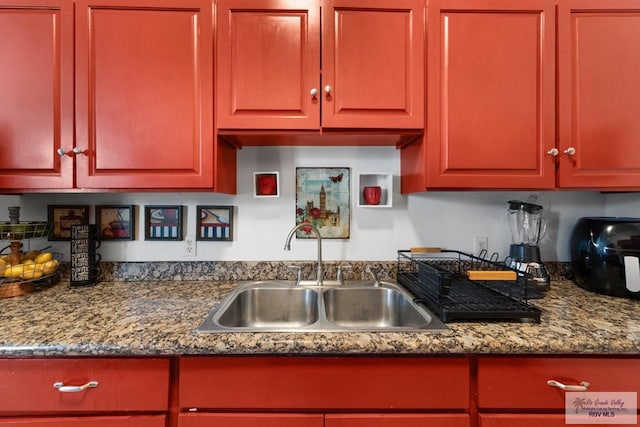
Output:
top-left (258, 174), bottom-right (277, 196)
top-left (363, 186), bottom-right (382, 205)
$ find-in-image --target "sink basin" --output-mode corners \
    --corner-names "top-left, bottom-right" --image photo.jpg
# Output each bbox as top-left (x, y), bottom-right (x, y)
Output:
top-left (323, 287), bottom-right (431, 328)
top-left (217, 287), bottom-right (319, 328)
top-left (197, 280), bottom-right (447, 332)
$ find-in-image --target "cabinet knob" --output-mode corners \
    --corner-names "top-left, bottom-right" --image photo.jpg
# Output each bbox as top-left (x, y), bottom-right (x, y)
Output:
top-left (546, 148), bottom-right (559, 156)
top-left (324, 85), bottom-right (332, 95)
top-left (547, 379), bottom-right (590, 392)
top-left (310, 88), bottom-right (318, 98)
top-left (57, 147), bottom-right (85, 156)
top-left (53, 381), bottom-right (99, 393)
top-left (564, 147), bottom-right (576, 155)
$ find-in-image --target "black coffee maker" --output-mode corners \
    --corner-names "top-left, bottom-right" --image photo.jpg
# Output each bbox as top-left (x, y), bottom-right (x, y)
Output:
top-left (506, 200), bottom-right (550, 291)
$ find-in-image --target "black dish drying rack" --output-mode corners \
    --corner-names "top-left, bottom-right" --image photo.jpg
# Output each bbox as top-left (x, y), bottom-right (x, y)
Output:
top-left (397, 249), bottom-right (541, 323)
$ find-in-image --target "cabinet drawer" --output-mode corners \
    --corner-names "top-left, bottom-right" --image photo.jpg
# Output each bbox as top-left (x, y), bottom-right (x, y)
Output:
top-left (0, 358), bottom-right (169, 413)
top-left (180, 356), bottom-right (470, 410)
top-left (477, 356), bottom-right (640, 410)
top-left (0, 415), bottom-right (166, 427)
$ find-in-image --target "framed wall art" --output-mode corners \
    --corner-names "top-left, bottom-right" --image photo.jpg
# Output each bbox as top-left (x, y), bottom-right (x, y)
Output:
top-left (295, 167), bottom-right (350, 239)
top-left (254, 171), bottom-right (280, 197)
top-left (196, 205), bottom-right (234, 241)
top-left (47, 205), bottom-right (90, 241)
top-left (96, 205), bottom-right (136, 240)
top-left (144, 205), bottom-right (183, 241)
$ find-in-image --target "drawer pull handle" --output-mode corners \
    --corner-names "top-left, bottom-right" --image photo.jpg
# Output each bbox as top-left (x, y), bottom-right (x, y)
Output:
top-left (53, 381), bottom-right (99, 393)
top-left (547, 379), bottom-right (590, 391)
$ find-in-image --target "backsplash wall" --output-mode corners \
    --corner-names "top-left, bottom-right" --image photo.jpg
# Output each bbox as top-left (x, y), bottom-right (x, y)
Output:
top-left (2, 146), bottom-right (612, 262)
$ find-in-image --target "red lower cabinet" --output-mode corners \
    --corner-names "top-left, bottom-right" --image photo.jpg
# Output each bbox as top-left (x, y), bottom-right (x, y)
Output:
top-left (0, 358), bottom-right (170, 424)
top-left (178, 413), bottom-right (470, 427)
top-left (178, 356), bottom-right (471, 427)
top-left (477, 356), bottom-right (640, 425)
top-left (326, 414), bottom-right (470, 427)
top-left (479, 414), bottom-right (572, 427)
top-left (0, 416), bottom-right (166, 427)
top-left (178, 413), bottom-right (324, 427)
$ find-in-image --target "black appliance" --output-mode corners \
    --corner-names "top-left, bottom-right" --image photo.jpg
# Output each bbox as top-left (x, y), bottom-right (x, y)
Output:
top-left (570, 217), bottom-right (640, 299)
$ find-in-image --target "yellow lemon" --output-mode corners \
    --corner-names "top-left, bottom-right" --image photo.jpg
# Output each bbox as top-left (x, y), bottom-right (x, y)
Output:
top-left (34, 252), bottom-right (53, 264)
top-left (3, 265), bottom-right (25, 279)
top-left (42, 259), bottom-right (59, 275)
top-left (22, 250), bottom-right (40, 261)
top-left (21, 269), bottom-right (43, 280)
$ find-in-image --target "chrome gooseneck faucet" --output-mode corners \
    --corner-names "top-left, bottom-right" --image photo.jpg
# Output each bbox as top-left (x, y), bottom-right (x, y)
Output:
top-left (284, 223), bottom-right (323, 285)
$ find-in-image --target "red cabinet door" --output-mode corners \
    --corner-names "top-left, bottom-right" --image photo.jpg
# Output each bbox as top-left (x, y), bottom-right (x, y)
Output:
top-left (178, 413), bottom-right (324, 427)
top-left (558, 0), bottom-right (640, 188)
top-left (0, 0), bottom-right (74, 190)
top-left (0, 416), bottom-right (166, 427)
top-left (75, 0), bottom-right (214, 189)
top-left (321, 0), bottom-right (424, 129)
top-left (479, 414), bottom-right (573, 427)
top-left (425, 0), bottom-right (556, 189)
top-left (216, 0), bottom-right (320, 130)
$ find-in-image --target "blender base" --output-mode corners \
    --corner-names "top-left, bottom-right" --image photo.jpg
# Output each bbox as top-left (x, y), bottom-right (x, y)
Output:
top-left (508, 244), bottom-right (551, 292)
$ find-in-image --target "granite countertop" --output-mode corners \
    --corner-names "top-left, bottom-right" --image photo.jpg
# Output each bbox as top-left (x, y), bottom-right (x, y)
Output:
top-left (0, 279), bottom-right (638, 357)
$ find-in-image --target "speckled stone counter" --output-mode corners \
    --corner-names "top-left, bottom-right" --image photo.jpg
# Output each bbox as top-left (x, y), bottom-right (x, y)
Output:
top-left (0, 278), bottom-right (638, 357)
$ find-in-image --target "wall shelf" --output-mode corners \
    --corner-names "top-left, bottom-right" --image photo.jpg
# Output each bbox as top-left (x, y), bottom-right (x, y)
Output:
top-left (357, 173), bottom-right (392, 208)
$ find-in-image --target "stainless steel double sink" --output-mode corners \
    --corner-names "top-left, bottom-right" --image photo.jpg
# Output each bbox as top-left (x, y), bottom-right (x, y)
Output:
top-left (196, 280), bottom-right (447, 332)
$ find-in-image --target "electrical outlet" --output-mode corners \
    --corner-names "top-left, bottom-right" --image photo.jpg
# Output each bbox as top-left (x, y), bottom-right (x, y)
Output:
top-left (473, 236), bottom-right (488, 256)
top-left (184, 235), bottom-right (196, 257)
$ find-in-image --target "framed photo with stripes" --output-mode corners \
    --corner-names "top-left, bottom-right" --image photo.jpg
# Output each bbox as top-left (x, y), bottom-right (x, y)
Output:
top-left (197, 205), bottom-right (234, 241)
top-left (144, 206), bottom-right (183, 241)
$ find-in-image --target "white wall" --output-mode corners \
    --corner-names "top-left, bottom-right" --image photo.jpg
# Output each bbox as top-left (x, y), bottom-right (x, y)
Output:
top-left (604, 193), bottom-right (640, 217)
top-left (2, 146), bottom-right (609, 262)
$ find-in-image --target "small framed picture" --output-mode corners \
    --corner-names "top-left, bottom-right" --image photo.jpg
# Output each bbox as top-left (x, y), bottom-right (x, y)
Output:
top-left (47, 205), bottom-right (90, 241)
top-left (144, 206), bottom-right (183, 241)
top-left (254, 171), bottom-right (280, 197)
top-left (96, 205), bottom-right (136, 240)
top-left (197, 205), bottom-right (234, 241)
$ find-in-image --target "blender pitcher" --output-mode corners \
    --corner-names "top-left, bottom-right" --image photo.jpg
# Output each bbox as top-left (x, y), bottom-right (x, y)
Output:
top-left (508, 200), bottom-right (546, 246)
top-left (507, 200), bottom-right (550, 291)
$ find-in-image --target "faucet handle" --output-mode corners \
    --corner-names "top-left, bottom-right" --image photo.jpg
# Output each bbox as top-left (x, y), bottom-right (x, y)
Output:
top-left (366, 265), bottom-right (381, 287)
top-left (287, 264), bottom-right (303, 285)
top-left (336, 265), bottom-right (352, 283)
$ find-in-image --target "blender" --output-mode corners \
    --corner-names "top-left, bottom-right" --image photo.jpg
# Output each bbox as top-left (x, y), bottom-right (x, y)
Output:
top-left (507, 200), bottom-right (550, 291)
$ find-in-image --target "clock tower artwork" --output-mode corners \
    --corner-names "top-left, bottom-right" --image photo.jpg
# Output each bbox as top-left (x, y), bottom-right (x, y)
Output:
top-left (295, 168), bottom-right (350, 239)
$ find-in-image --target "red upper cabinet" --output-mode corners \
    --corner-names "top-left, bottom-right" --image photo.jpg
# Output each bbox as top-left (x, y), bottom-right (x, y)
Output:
top-left (321, 0), bottom-right (424, 129)
top-left (216, 0), bottom-right (424, 131)
top-left (216, 0), bottom-right (320, 130)
top-left (557, 0), bottom-right (640, 189)
top-left (74, 0), bottom-right (216, 189)
top-left (0, 0), bottom-right (74, 189)
top-left (423, 0), bottom-right (556, 189)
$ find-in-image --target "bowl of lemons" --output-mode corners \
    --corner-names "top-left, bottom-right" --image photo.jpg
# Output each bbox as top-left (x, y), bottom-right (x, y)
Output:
top-left (0, 250), bottom-right (61, 283)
